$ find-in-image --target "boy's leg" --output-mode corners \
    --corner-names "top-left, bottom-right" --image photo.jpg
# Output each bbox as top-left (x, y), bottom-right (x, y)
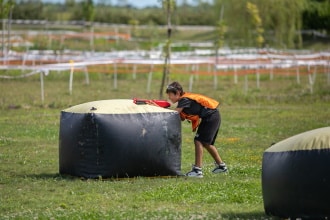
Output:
top-left (203, 144), bottom-right (227, 173)
top-left (185, 140), bottom-right (204, 178)
top-left (189, 110), bottom-right (227, 175)
top-left (203, 144), bottom-right (223, 165)
top-left (194, 139), bottom-right (204, 167)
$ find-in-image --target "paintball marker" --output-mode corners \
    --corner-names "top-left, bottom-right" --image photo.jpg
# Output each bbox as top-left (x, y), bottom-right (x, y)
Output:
top-left (133, 98), bottom-right (171, 108)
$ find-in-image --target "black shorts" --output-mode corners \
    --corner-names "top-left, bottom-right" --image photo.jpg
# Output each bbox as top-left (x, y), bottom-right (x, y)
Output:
top-left (194, 110), bottom-right (221, 145)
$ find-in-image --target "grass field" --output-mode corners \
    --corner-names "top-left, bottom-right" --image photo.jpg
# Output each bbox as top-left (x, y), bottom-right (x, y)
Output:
top-left (0, 70), bottom-right (329, 219)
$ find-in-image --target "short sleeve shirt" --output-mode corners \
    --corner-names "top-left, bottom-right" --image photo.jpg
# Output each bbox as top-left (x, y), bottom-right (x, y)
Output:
top-left (177, 98), bottom-right (217, 118)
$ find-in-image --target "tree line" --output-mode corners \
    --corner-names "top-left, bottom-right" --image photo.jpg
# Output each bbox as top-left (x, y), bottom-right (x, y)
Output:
top-left (0, 0), bottom-right (329, 49)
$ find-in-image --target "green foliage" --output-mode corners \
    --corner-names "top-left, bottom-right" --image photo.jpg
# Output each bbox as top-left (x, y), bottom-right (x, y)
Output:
top-left (82, 0), bottom-right (94, 22)
top-left (128, 18), bottom-right (139, 37)
top-left (246, 2), bottom-right (264, 48)
top-left (12, 0), bottom-right (44, 20)
top-left (161, 0), bottom-right (176, 11)
top-left (303, 0), bottom-right (330, 31)
top-left (214, 0), bottom-right (307, 48)
top-left (159, 0), bottom-right (176, 98)
top-left (215, 20), bottom-right (227, 49)
top-left (0, 0), bottom-right (14, 19)
top-left (4, 1), bottom-right (329, 49)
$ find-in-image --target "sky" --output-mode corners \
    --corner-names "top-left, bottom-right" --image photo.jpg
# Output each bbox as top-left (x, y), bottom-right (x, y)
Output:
top-left (43, 0), bottom-right (213, 8)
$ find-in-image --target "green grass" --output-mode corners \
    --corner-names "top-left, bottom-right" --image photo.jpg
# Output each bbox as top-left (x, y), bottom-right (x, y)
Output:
top-left (0, 70), bottom-right (329, 219)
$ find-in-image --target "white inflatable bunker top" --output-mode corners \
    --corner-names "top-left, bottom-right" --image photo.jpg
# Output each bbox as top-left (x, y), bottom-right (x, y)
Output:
top-left (63, 99), bottom-right (175, 114)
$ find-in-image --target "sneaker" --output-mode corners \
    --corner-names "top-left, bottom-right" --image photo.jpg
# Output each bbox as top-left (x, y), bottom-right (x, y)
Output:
top-left (212, 162), bottom-right (228, 174)
top-left (186, 165), bottom-right (203, 178)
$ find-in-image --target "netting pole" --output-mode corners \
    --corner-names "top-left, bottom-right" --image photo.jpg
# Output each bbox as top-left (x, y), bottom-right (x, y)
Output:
top-left (244, 74), bottom-right (249, 94)
top-left (40, 71), bottom-right (44, 104)
top-left (84, 67), bottom-right (90, 85)
top-left (113, 62), bottom-right (117, 90)
top-left (327, 60), bottom-right (330, 85)
top-left (147, 64), bottom-right (154, 94)
top-left (132, 64), bottom-right (137, 80)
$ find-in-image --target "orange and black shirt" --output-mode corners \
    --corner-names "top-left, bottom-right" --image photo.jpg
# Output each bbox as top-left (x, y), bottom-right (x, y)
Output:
top-left (177, 92), bottom-right (219, 131)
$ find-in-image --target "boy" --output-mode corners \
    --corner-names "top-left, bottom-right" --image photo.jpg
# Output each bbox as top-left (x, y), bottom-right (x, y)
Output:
top-left (165, 81), bottom-right (227, 178)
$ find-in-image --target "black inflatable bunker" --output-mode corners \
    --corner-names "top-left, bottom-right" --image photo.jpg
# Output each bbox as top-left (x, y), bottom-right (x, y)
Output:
top-left (262, 127), bottom-right (330, 219)
top-left (59, 99), bottom-right (182, 178)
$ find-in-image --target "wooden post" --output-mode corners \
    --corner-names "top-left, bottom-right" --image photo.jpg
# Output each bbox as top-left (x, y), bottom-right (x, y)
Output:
top-left (69, 60), bottom-right (74, 95)
top-left (40, 71), bottom-right (44, 104)
top-left (147, 64), bottom-right (154, 93)
top-left (132, 64), bottom-right (137, 80)
top-left (234, 66), bottom-right (238, 84)
top-left (244, 74), bottom-right (248, 94)
top-left (213, 64), bottom-right (218, 90)
top-left (189, 74), bottom-right (194, 92)
top-left (84, 67), bottom-right (90, 85)
top-left (113, 62), bottom-right (117, 90)
top-left (256, 59), bottom-right (260, 89)
top-left (327, 60), bottom-right (330, 85)
top-left (308, 65), bottom-right (317, 94)
top-left (256, 69), bottom-right (260, 89)
top-left (296, 63), bottom-right (300, 84)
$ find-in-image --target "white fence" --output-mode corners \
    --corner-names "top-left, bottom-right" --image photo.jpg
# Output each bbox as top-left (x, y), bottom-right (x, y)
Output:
top-left (0, 49), bottom-right (329, 103)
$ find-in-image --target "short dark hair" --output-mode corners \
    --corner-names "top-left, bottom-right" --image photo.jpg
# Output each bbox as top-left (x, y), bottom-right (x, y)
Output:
top-left (165, 81), bottom-right (184, 96)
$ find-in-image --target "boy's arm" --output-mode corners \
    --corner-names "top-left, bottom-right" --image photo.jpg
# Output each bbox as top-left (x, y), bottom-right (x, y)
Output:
top-left (175, 107), bottom-right (183, 113)
top-left (175, 108), bottom-right (186, 121)
top-left (140, 99), bottom-right (170, 108)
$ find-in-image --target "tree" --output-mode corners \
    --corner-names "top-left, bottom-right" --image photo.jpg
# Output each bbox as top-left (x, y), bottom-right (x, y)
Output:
top-left (255, 0), bottom-right (306, 48)
top-left (0, 0), bottom-right (14, 20)
top-left (159, 0), bottom-right (176, 99)
top-left (213, 0), bottom-right (251, 47)
top-left (213, 4), bottom-right (226, 89)
top-left (1, 0), bottom-right (15, 56)
top-left (213, 0), bottom-right (307, 48)
top-left (82, 0), bottom-right (94, 24)
top-left (303, 0), bottom-right (330, 32)
top-left (128, 18), bottom-right (139, 38)
top-left (81, 0), bottom-right (95, 51)
top-left (12, 0), bottom-right (43, 20)
top-left (246, 1), bottom-right (264, 48)
top-left (65, 0), bottom-right (75, 7)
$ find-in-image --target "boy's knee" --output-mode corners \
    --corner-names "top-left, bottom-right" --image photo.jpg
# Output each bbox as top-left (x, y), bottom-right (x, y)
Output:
top-left (195, 138), bottom-right (211, 148)
top-left (202, 143), bottom-right (211, 148)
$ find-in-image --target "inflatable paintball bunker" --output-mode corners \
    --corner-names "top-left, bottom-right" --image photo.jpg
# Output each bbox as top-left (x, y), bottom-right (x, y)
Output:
top-left (59, 99), bottom-right (182, 178)
top-left (262, 127), bottom-right (330, 219)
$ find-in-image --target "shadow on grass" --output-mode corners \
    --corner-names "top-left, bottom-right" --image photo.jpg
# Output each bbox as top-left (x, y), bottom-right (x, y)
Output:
top-left (23, 173), bottom-right (81, 181)
top-left (23, 173), bottom-right (141, 181)
top-left (222, 211), bottom-right (277, 220)
top-left (224, 211), bottom-right (330, 220)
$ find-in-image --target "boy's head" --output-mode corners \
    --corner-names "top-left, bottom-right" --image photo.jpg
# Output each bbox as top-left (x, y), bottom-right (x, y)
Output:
top-left (166, 82), bottom-right (184, 103)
